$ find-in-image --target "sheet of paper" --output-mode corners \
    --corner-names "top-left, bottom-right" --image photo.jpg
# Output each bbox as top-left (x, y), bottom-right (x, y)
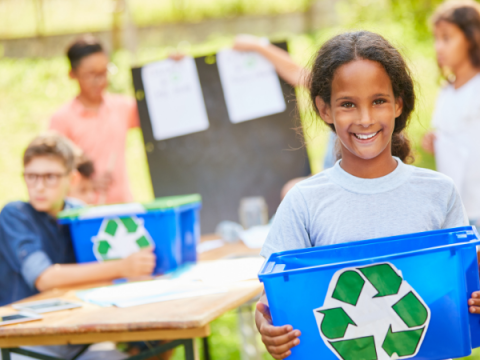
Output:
top-left (216, 49), bottom-right (286, 123)
top-left (113, 287), bottom-right (226, 308)
top-left (77, 279), bottom-right (226, 308)
top-left (177, 258), bottom-right (265, 285)
top-left (434, 132), bottom-right (468, 193)
top-left (142, 57), bottom-right (209, 141)
top-left (197, 239), bottom-right (224, 253)
top-left (239, 224), bottom-right (271, 249)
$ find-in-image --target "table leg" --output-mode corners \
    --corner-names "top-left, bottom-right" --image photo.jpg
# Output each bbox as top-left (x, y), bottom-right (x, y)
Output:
top-left (126, 339), bottom-right (189, 360)
top-left (1, 349), bottom-right (11, 360)
top-left (183, 339), bottom-right (195, 360)
top-left (4, 348), bottom-right (64, 360)
top-left (202, 337), bottom-right (211, 360)
top-left (70, 345), bottom-right (89, 360)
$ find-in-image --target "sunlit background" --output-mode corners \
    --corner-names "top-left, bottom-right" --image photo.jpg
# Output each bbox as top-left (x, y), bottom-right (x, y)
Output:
top-left (0, 1), bottom-right (463, 358)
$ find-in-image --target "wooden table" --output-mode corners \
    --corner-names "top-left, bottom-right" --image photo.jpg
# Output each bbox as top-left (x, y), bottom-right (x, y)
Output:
top-left (0, 237), bottom-right (263, 360)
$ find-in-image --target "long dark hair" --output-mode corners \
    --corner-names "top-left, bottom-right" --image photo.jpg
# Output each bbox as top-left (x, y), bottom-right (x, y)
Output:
top-left (432, 0), bottom-right (480, 68)
top-left (308, 31), bottom-right (416, 163)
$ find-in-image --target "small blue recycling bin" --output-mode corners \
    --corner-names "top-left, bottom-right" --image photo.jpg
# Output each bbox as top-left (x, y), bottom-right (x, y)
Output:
top-left (59, 194), bottom-right (202, 274)
top-left (258, 227), bottom-right (480, 360)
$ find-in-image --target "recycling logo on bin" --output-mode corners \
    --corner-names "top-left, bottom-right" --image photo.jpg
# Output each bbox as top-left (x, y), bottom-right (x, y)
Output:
top-left (92, 216), bottom-right (154, 261)
top-left (314, 263), bottom-right (430, 360)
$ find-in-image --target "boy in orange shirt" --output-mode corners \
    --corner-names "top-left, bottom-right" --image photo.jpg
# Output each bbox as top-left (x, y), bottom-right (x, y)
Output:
top-left (50, 35), bottom-right (139, 204)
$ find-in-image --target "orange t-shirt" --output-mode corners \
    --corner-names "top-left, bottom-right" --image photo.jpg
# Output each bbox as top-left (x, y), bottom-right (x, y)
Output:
top-left (50, 93), bottom-right (140, 204)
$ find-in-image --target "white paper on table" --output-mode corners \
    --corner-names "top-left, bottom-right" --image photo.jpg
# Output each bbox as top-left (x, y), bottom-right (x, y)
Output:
top-left (434, 132), bottom-right (468, 193)
top-left (216, 49), bottom-right (286, 124)
top-left (77, 279), bottom-right (226, 308)
top-left (177, 258), bottom-right (265, 286)
top-left (196, 239), bottom-right (224, 253)
top-left (142, 57), bottom-right (209, 141)
top-left (113, 287), bottom-right (226, 308)
top-left (239, 225), bottom-right (271, 249)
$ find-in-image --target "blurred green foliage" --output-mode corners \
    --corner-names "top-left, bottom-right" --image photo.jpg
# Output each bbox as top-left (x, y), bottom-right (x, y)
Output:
top-left (0, 0), bottom-right (312, 39)
top-left (1, 1), bottom-right (477, 359)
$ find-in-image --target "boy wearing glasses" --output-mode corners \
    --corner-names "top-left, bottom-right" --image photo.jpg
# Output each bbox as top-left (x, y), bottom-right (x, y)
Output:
top-left (49, 35), bottom-right (139, 205)
top-left (0, 134), bottom-right (155, 311)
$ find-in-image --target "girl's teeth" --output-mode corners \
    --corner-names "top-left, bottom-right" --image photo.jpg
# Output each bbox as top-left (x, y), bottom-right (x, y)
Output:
top-left (355, 132), bottom-right (378, 140)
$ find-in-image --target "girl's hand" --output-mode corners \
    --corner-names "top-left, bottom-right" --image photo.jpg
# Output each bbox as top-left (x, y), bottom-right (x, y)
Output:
top-left (233, 35), bottom-right (264, 52)
top-left (255, 300), bottom-right (301, 359)
top-left (168, 52), bottom-right (185, 61)
top-left (469, 291), bottom-right (480, 313)
top-left (421, 131), bottom-right (436, 155)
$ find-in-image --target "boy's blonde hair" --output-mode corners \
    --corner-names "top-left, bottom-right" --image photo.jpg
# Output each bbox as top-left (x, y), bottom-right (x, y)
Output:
top-left (23, 133), bottom-right (75, 172)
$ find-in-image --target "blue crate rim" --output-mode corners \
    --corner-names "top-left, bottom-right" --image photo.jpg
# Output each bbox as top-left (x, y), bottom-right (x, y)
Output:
top-left (258, 237), bottom-right (480, 281)
top-left (270, 226), bottom-right (477, 259)
top-left (59, 202), bottom-right (202, 224)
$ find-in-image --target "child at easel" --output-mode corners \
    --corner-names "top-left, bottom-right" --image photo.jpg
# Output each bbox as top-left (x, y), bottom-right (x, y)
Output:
top-left (233, 35), bottom-right (337, 198)
top-left (50, 36), bottom-right (139, 205)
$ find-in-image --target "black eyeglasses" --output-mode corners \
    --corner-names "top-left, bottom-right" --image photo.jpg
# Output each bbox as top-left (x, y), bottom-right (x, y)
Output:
top-left (23, 172), bottom-right (68, 188)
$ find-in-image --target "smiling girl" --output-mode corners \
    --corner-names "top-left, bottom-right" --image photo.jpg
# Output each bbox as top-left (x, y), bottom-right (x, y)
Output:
top-left (255, 31), bottom-right (472, 360)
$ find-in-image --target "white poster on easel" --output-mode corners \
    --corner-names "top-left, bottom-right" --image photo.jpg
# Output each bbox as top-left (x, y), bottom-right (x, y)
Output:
top-left (141, 57), bottom-right (209, 141)
top-left (216, 49), bottom-right (287, 124)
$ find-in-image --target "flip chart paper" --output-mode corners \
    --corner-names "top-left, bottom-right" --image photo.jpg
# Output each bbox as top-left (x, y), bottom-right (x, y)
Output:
top-left (142, 57), bottom-right (209, 141)
top-left (434, 132), bottom-right (468, 193)
top-left (216, 49), bottom-right (286, 123)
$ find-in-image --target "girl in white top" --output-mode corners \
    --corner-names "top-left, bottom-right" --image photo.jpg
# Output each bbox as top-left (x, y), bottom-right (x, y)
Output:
top-left (253, 30), bottom-right (480, 360)
top-left (422, 0), bottom-right (480, 223)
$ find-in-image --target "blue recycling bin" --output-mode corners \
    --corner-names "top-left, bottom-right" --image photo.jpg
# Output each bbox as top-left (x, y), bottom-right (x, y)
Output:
top-left (59, 194), bottom-right (202, 274)
top-left (258, 227), bottom-right (480, 360)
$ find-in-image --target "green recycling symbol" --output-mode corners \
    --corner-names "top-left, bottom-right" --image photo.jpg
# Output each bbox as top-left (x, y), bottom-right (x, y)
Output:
top-left (92, 216), bottom-right (154, 261)
top-left (314, 263), bottom-right (430, 360)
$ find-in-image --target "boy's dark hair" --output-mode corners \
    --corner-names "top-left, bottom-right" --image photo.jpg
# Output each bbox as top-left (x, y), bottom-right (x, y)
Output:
top-left (67, 35), bottom-right (104, 70)
top-left (24, 133), bottom-right (75, 172)
top-left (308, 31), bottom-right (415, 163)
top-left (76, 154), bottom-right (95, 179)
top-left (432, 0), bottom-right (480, 68)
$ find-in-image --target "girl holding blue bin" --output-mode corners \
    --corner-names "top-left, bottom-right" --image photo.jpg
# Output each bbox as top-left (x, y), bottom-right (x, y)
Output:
top-left (255, 31), bottom-right (480, 359)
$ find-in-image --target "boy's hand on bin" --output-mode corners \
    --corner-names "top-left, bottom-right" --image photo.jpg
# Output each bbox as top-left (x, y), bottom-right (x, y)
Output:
top-left (469, 291), bottom-right (480, 313)
top-left (255, 297), bottom-right (301, 359)
top-left (120, 247), bottom-right (156, 277)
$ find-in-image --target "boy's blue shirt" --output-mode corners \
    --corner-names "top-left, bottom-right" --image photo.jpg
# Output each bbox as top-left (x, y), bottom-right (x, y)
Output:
top-left (0, 199), bottom-right (80, 306)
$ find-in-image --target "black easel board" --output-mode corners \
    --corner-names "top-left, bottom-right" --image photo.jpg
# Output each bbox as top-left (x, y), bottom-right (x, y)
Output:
top-left (132, 42), bottom-right (310, 233)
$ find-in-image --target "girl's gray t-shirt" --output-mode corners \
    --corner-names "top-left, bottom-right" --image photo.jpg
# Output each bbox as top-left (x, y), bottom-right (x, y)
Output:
top-left (261, 158), bottom-right (468, 259)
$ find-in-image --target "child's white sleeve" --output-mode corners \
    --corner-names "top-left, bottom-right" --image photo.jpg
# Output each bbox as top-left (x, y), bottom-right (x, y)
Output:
top-left (442, 184), bottom-right (469, 229)
top-left (260, 186), bottom-right (312, 259)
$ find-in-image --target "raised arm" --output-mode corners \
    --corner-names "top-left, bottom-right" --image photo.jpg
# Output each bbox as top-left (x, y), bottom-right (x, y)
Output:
top-left (233, 35), bottom-right (310, 88)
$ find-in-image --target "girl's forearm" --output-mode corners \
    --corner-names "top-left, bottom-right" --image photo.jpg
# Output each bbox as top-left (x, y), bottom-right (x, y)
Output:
top-left (255, 44), bottom-right (309, 88)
